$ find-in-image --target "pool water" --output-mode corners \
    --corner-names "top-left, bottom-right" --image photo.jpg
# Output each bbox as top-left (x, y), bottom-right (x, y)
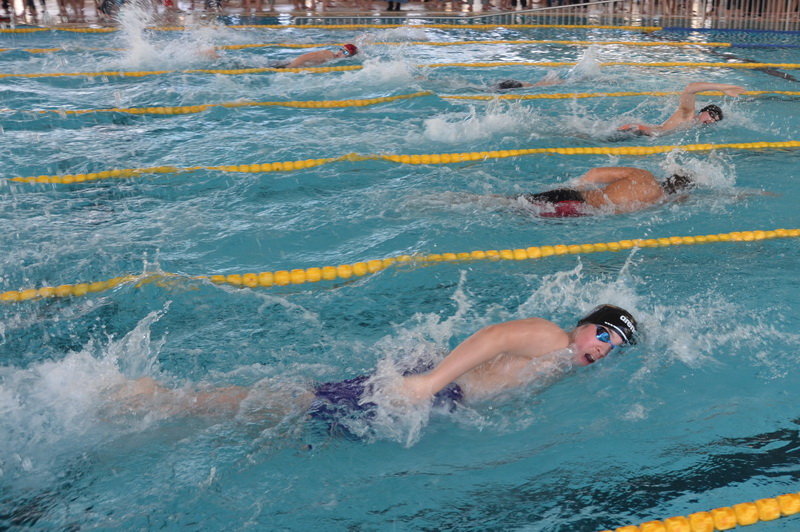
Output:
top-left (1, 10), bottom-right (799, 531)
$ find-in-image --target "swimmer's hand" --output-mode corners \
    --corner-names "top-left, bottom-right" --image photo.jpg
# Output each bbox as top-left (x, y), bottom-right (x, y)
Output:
top-left (618, 123), bottom-right (652, 135)
top-left (393, 374), bottom-right (435, 405)
top-left (721, 85), bottom-right (747, 98)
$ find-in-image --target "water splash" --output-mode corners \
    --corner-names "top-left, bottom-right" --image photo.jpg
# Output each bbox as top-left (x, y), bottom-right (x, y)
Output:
top-left (566, 44), bottom-right (602, 81)
top-left (423, 99), bottom-right (545, 144)
top-left (0, 304), bottom-right (171, 481)
top-left (113, 0), bottom-right (221, 70)
top-left (115, 0), bottom-right (160, 68)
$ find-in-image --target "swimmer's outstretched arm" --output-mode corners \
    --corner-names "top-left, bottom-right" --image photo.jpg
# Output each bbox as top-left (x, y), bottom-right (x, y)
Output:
top-left (286, 50), bottom-right (336, 69)
top-left (677, 82), bottom-right (746, 113)
top-left (620, 82), bottom-right (745, 135)
top-left (400, 318), bottom-right (569, 402)
top-left (660, 82), bottom-right (747, 131)
top-left (575, 167), bottom-right (656, 187)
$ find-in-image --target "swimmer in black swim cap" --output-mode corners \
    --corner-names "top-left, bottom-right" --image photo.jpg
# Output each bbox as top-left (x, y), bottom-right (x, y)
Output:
top-left (577, 304), bottom-right (637, 346)
top-left (112, 305), bottom-right (638, 425)
top-left (513, 166), bottom-right (695, 216)
top-left (617, 81), bottom-right (744, 136)
top-left (492, 76), bottom-right (564, 92)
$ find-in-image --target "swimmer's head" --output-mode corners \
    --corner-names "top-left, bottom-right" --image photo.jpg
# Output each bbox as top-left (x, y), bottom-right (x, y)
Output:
top-left (577, 304), bottom-right (638, 346)
top-left (661, 174), bottom-right (695, 195)
top-left (698, 104), bottom-right (723, 124)
top-left (340, 44), bottom-right (358, 57)
top-left (494, 79), bottom-right (524, 91)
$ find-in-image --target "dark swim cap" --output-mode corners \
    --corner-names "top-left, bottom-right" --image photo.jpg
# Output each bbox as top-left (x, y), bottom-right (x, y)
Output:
top-left (661, 174), bottom-right (695, 195)
top-left (577, 304), bottom-right (638, 345)
top-left (700, 104), bottom-right (723, 122)
top-left (495, 79), bottom-right (524, 90)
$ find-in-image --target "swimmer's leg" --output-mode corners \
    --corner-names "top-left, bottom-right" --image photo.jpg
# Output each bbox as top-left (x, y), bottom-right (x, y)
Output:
top-left (109, 376), bottom-right (249, 416)
top-left (109, 377), bottom-right (315, 419)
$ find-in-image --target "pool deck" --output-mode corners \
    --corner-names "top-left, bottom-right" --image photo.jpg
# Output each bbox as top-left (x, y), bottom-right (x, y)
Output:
top-left (3, 0), bottom-right (800, 30)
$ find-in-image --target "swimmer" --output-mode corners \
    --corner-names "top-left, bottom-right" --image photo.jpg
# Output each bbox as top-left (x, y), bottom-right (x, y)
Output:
top-left (113, 305), bottom-right (637, 421)
top-left (275, 44), bottom-right (359, 69)
top-left (617, 82), bottom-right (746, 136)
top-left (492, 77), bottom-right (564, 91)
top-left (515, 166), bottom-right (695, 217)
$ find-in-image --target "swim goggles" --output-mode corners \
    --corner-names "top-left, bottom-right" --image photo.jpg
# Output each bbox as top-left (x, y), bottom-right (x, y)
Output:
top-left (340, 47), bottom-right (352, 57)
top-left (596, 325), bottom-right (622, 350)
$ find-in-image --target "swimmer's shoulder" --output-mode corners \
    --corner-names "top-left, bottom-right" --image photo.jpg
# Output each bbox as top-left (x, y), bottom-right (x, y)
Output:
top-left (502, 318), bottom-right (570, 355)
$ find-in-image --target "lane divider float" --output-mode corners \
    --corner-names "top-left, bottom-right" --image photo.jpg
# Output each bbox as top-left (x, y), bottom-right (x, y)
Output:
top-left (443, 89), bottom-right (800, 101)
top-left (6, 90), bottom-right (795, 118)
top-left (2, 228), bottom-right (797, 303)
top-left (421, 60), bottom-right (800, 69)
top-left (3, 61), bottom-right (798, 81)
top-left (0, 64), bottom-right (362, 79)
top-left (8, 141), bottom-right (800, 185)
top-left (602, 490), bottom-right (800, 532)
top-left (12, 91), bottom-right (431, 117)
top-left (0, 39), bottom-right (738, 55)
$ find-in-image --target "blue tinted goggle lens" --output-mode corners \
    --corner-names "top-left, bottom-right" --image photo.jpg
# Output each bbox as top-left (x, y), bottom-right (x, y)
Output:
top-left (596, 325), bottom-right (619, 350)
top-left (341, 48), bottom-right (350, 56)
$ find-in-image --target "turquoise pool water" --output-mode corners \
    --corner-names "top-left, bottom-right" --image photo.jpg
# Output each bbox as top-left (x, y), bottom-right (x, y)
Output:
top-left (1, 12), bottom-right (799, 531)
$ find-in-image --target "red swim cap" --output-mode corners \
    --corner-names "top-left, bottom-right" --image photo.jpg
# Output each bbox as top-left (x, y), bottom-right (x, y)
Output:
top-left (341, 44), bottom-right (358, 57)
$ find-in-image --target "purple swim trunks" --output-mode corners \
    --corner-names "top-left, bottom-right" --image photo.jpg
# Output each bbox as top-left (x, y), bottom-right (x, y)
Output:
top-left (308, 374), bottom-right (464, 422)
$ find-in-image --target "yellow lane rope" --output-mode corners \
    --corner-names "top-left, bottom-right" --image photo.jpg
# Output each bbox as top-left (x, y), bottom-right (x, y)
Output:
top-left (0, 24), bottom-right (663, 34)
top-left (1, 228), bottom-right (797, 303)
top-left (6, 90), bottom-right (794, 117)
top-left (0, 39), bottom-right (734, 54)
top-left (0, 64), bottom-right (362, 79)
top-left (8, 141), bottom-right (800, 185)
top-left (12, 91), bottom-right (431, 117)
top-left (443, 89), bottom-right (800, 101)
top-left (0, 47), bottom-right (127, 53)
top-left (2, 61), bottom-right (797, 80)
top-left (602, 491), bottom-right (800, 532)
top-left (421, 61), bottom-right (800, 69)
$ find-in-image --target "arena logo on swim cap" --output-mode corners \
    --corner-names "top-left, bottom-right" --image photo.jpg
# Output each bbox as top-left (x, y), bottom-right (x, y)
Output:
top-left (619, 314), bottom-right (636, 333)
top-left (577, 304), bottom-right (638, 345)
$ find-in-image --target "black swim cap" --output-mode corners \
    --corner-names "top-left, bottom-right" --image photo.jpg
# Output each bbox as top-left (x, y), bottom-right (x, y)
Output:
top-left (495, 79), bottom-right (524, 90)
top-left (661, 174), bottom-right (695, 195)
top-left (700, 104), bottom-right (723, 122)
top-left (577, 304), bottom-right (638, 345)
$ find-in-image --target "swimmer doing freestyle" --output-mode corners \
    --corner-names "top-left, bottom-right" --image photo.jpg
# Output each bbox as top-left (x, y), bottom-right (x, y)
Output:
top-left (276, 43), bottom-right (359, 69)
top-left (115, 305), bottom-right (637, 424)
top-left (618, 81), bottom-right (746, 136)
top-left (517, 166), bottom-right (695, 217)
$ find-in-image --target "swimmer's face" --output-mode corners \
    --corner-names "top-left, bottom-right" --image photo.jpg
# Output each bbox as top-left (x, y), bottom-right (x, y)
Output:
top-left (572, 324), bottom-right (623, 366)
top-left (697, 110), bottom-right (720, 125)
